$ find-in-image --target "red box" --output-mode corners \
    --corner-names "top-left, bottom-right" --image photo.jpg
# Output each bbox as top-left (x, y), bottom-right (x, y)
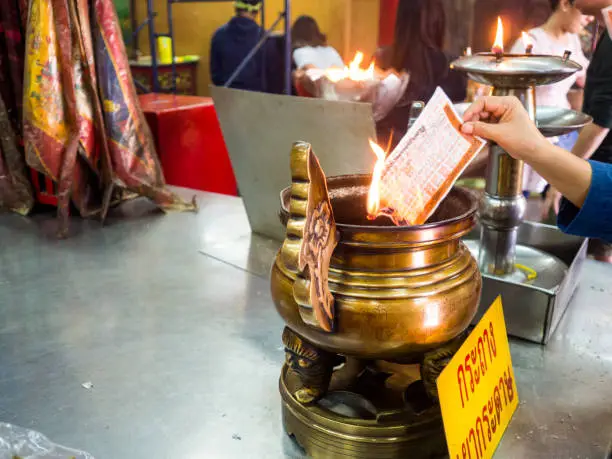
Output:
top-left (139, 94), bottom-right (237, 196)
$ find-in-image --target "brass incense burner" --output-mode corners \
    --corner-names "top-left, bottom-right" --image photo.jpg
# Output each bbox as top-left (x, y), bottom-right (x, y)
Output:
top-left (271, 142), bottom-right (482, 458)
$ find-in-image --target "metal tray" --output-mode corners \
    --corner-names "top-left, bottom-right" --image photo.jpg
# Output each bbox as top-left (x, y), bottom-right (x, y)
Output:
top-left (464, 221), bottom-right (588, 344)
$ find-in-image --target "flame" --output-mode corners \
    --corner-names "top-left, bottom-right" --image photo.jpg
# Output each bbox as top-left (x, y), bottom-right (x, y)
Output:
top-left (349, 51), bottom-right (364, 72)
top-left (492, 16), bottom-right (504, 54)
top-left (325, 51), bottom-right (376, 83)
top-left (521, 31), bottom-right (531, 49)
top-left (367, 139), bottom-right (386, 218)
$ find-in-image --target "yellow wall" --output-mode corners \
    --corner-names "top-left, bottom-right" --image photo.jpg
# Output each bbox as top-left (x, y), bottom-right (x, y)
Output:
top-left (134, 0), bottom-right (380, 96)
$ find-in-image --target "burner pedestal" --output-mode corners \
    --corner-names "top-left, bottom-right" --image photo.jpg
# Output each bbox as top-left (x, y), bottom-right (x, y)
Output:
top-left (280, 326), bottom-right (465, 458)
top-left (271, 143), bottom-right (482, 458)
top-left (280, 355), bottom-right (451, 459)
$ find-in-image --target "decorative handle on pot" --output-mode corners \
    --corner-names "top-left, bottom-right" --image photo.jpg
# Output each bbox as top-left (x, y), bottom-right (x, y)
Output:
top-left (279, 142), bottom-right (339, 332)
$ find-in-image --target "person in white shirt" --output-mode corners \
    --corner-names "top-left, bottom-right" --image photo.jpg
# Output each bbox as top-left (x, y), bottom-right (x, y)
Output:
top-left (291, 15), bottom-right (344, 70)
top-left (509, 0), bottom-right (591, 196)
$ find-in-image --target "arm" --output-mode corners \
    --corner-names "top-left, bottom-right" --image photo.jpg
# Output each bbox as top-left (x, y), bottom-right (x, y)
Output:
top-left (293, 68), bottom-right (317, 96)
top-left (575, 46), bottom-right (612, 158)
top-left (461, 96), bottom-right (612, 240)
top-left (574, 34), bottom-right (589, 88)
top-left (528, 142), bottom-right (591, 208)
top-left (557, 160), bottom-right (612, 240)
top-left (571, 122), bottom-right (610, 159)
top-left (210, 33), bottom-right (223, 86)
top-left (461, 96), bottom-right (592, 208)
top-left (541, 121), bottom-right (608, 218)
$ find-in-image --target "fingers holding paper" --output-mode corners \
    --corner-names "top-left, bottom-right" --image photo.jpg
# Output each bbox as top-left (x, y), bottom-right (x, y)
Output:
top-left (460, 96), bottom-right (548, 162)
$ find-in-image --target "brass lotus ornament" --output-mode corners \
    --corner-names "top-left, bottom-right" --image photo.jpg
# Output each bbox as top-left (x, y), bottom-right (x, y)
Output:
top-left (280, 142), bottom-right (339, 333)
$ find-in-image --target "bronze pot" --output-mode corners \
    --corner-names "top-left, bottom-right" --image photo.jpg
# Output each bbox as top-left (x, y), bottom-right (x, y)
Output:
top-left (271, 173), bottom-right (482, 361)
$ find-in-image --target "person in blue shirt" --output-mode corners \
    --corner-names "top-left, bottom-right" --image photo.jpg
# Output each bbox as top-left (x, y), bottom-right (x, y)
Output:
top-left (462, 96), bottom-right (612, 243)
top-left (540, 0), bottom-right (612, 259)
top-left (210, 0), bottom-right (265, 92)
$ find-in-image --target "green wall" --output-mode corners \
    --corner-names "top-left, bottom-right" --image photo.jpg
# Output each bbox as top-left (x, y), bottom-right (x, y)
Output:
top-left (114, 0), bottom-right (131, 45)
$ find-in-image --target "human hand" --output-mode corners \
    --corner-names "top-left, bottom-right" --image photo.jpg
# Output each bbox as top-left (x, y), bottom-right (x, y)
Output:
top-left (461, 96), bottom-right (548, 162)
top-left (542, 187), bottom-right (562, 218)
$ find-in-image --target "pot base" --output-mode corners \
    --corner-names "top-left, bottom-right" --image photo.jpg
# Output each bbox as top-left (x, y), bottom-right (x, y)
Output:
top-left (279, 361), bottom-right (449, 459)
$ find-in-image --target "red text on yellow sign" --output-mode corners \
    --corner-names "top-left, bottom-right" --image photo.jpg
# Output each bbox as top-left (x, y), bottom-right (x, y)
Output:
top-left (437, 296), bottom-right (519, 459)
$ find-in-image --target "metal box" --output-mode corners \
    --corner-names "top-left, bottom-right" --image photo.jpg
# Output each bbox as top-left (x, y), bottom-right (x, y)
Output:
top-left (465, 221), bottom-right (588, 344)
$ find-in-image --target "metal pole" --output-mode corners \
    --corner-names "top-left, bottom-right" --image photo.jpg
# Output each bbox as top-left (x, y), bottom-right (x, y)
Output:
top-left (130, 17), bottom-right (155, 44)
top-left (147, 0), bottom-right (160, 92)
top-left (478, 86), bottom-right (533, 275)
top-left (260, 0), bottom-right (266, 92)
top-left (130, 0), bottom-right (138, 59)
top-left (167, 0), bottom-right (177, 93)
top-left (224, 13), bottom-right (284, 88)
top-left (283, 0), bottom-right (291, 95)
top-left (344, 0), bottom-right (351, 59)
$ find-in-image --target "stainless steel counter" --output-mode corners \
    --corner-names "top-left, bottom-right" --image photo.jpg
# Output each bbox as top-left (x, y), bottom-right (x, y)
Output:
top-left (1, 190), bottom-right (611, 459)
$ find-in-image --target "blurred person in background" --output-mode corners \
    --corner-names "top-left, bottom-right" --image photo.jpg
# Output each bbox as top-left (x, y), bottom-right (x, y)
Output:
top-left (210, 0), bottom-right (266, 92)
top-left (510, 0), bottom-right (591, 197)
top-left (291, 15), bottom-right (344, 97)
top-left (291, 16), bottom-right (344, 71)
top-left (375, 0), bottom-right (467, 148)
top-left (543, 0), bottom-right (612, 261)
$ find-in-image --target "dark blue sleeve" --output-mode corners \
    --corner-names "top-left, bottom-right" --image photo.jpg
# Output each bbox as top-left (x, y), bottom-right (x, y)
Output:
top-left (210, 31), bottom-right (223, 86)
top-left (557, 160), bottom-right (612, 242)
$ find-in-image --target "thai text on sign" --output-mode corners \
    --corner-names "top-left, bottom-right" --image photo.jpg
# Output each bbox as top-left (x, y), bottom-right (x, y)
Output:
top-left (437, 296), bottom-right (519, 459)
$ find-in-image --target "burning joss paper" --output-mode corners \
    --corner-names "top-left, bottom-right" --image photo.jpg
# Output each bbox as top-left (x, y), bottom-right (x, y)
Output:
top-left (374, 87), bottom-right (485, 226)
top-left (304, 51), bottom-right (409, 122)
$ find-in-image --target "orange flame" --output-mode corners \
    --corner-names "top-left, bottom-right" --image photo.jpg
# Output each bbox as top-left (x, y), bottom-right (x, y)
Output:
top-left (521, 31), bottom-right (530, 48)
top-left (367, 139), bottom-right (386, 218)
top-left (326, 51), bottom-right (376, 83)
top-left (492, 16), bottom-right (504, 54)
top-left (521, 31), bottom-right (533, 53)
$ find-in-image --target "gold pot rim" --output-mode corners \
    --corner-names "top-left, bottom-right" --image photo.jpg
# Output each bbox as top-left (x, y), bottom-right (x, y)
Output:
top-left (279, 174), bottom-right (478, 241)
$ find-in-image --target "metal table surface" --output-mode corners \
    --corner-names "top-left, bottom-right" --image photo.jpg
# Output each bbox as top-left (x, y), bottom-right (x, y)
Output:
top-left (1, 189), bottom-right (611, 459)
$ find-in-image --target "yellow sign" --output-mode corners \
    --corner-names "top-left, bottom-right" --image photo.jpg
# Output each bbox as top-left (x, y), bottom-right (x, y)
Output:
top-left (437, 296), bottom-right (519, 459)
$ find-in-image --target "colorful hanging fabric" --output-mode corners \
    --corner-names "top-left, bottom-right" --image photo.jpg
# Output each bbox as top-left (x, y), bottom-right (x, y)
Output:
top-left (0, 94), bottom-right (33, 215)
top-left (0, 0), bottom-right (33, 215)
top-left (0, 0), bottom-right (26, 132)
top-left (23, 0), bottom-right (78, 233)
top-left (21, 0), bottom-right (194, 234)
top-left (93, 0), bottom-right (196, 212)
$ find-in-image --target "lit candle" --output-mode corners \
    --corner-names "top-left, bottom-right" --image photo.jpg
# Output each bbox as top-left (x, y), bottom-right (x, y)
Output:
top-left (522, 32), bottom-right (533, 54)
top-left (563, 50), bottom-right (572, 61)
top-left (492, 17), bottom-right (504, 61)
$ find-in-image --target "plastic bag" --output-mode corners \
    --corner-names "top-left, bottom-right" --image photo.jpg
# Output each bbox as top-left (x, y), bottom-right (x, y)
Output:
top-left (0, 423), bottom-right (95, 459)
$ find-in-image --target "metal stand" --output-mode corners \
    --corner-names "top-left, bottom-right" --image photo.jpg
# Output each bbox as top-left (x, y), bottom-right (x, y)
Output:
top-left (450, 53), bottom-right (591, 343)
top-left (479, 86), bottom-right (534, 276)
top-left (129, 0), bottom-right (293, 95)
